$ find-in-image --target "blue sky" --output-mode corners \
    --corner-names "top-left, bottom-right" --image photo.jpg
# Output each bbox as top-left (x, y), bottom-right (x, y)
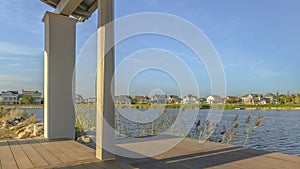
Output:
top-left (0, 0), bottom-right (299, 98)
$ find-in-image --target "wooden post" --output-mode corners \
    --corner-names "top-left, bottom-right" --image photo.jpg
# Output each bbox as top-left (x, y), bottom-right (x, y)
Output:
top-left (96, 0), bottom-right (115, 160)
top-left (43, 12), bottom-right (76, 140)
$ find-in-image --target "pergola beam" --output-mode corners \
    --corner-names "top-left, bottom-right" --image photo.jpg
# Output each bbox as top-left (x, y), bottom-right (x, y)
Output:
top-left (54, 0), bottom-right (83, 16)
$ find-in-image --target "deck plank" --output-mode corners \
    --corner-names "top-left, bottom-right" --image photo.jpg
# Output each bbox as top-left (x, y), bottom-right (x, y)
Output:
top-left (0, 141), bottom-right (18, 169)
top-left (42, 139), bottom-right (95, 161)
top-left (96, 160), bottom-right (122, 169)
top-left (25, 139), bottom-right (62, 165)
top-left (1, 138), bottom-right (299, 169)
top-left (17, 140), bottom-right (49, 168)
top-left (81, 162), bottom-right (106, 169)
top-left (70, 164), bottom-right (89, 169)
top-left (34, 139), bottom-right (74, 163)
top-left (7, 140), bottom-right (34, 169)
top-left (111, 160), bottom-right (139, 169)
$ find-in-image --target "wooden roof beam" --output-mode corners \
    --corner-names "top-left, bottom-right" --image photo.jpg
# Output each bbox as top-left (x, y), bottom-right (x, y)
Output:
top-left (54, 0), bottom-right (83, 16)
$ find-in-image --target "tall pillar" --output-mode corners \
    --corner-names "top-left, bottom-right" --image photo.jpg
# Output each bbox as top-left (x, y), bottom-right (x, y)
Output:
top-left (96, 0), bottom-right (115, 160)
top-left (43, 12), bottom-right (77, 140)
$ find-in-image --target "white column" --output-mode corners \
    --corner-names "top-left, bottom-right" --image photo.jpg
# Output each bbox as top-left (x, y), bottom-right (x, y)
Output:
top-left (96, 0), bottom-right (115, 160)
top-left (43, 12), bottom-right (77, 140)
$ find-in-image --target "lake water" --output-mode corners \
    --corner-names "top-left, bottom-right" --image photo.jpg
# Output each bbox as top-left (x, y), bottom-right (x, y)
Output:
top-left (24, 108), bottom-right (300, 156)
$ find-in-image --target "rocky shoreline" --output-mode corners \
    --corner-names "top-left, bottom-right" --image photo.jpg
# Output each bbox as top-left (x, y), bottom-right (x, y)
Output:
top-left (0, 108), bottom-right (44, 140)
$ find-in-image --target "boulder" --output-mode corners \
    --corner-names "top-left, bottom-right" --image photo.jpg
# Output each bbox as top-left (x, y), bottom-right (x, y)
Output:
top-left (32, 123), bottom-right (44, 137)
top-left (18, 131), bottom-right (30, 139)
top-left (15, 122), bottom-right (44, 139)
top-left (77, 136), bottom-right (91, 143)
top-left (16, 128), bottom-right (26, 135)
top-left (25, 123), bottom-right (34, 133)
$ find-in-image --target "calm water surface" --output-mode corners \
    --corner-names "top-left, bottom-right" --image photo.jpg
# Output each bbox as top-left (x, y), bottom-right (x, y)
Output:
top-left (25, 108), bottom-right (300, 156)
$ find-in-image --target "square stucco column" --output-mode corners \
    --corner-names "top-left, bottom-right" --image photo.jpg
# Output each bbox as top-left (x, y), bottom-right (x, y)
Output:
top-left (43, 12), bottom-right (77, 140)
top-left (96, 0), bottom-right (115, 160)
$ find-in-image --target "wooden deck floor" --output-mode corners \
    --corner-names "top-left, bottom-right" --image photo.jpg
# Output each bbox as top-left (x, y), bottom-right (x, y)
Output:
top-left (0, 138), bottom-right (299, 169)
top-left (0, 138), bottom-right (135, 169)
top-left (118, 138), bottom-right (300, 169)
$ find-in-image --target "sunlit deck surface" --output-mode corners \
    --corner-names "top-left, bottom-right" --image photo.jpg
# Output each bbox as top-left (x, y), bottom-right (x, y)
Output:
top-left (0, 138), bottom-right (299, 169)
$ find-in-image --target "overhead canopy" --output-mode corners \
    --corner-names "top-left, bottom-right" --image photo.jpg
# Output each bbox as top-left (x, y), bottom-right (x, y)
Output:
top-left (40, 0), bottom-right (97, 22)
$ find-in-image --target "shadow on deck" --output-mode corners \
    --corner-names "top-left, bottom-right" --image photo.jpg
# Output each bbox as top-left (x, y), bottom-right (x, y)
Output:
top-left (0, 138), bottom-right (299, 169)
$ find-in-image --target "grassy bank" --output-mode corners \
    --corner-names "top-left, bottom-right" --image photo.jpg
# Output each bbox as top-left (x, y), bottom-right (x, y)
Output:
top-left (115, 103), bottom-right (300, 110)
top-left (0, 104), bottom-right (43, 109)
top-left (0, 107), bottom-right (36, 140)
top-left (2, 103), bottom-right (298, 111)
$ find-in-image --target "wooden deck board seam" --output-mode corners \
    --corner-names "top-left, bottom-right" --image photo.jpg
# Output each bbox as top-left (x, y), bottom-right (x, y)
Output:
top-left (33, 139), bottom-right (65, 164)
top-left (18, 140), bottom-right (50, 168)
top-left (35, 139), bottom-right (75, 163)
top-left (24, 139), bottom-right (51, 167)
top-left (16, 140), bottom-right (38, 169)
top-left (7, 141), bottom-right (20, 169)
top-left (27, 139), bottom-right (61, 165)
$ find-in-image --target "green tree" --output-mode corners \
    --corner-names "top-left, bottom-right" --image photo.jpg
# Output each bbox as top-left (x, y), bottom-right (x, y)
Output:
top-left (295, 94), bottom-right (300, 104)
top-left (131, 99), bottom-right (137, 104)
top-left (21, 96), bottom-right (33, 104)
top-left (276, 91), bottom-right (280, 104)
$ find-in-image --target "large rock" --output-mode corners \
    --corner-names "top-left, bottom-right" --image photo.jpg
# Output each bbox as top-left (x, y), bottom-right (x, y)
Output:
top-left (18, 131), bottom-right (31, 139)
top-left (77, 135), bottom-right (91, 143)
top-left (16, 122), bottom-right (44, 139)
top-left (32, 122), bottom-right (44, 137)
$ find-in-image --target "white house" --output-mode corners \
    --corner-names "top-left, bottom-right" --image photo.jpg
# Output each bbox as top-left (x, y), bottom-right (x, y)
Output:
top-left (75, 94), bottom-right (84, 104)
top-left (167, 95), bottom-right (181, 104)
top-left (84, 98), bottom-right (96, 104)
top-left (22, 90), bottom-right (42, 104)
top-left (241, 94), bottom-right (253, 105)
top-left (1, 91), bottom-right (19, 105)
top-left (241, 94), bottom-right (263, 105)
top-left (207, 95), bottom-right (223, 104)
top-left (115, 95), bottom-right (131, 105)
top-left (264, 93), bottom-right (275, 104)
top-left (151, 94), bottom-right (168, 104)
top-left (0, 94), bottom-right (3, 103)
top-left (182, 94), bottom-right (199, 104)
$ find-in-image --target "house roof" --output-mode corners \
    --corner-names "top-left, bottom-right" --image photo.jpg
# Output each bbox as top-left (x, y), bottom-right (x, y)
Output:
top-left (132, 96), bottom-right (149, 100)
top-left (184, 94), bottom-right (197, 98)
top-left (226, 96), bottom-right (239, 100)
top-left (242, 94), bottom-right (262, 98)
top-left (264, 93), bottom-right (274, 97)
top-left (2, 91), bottom-right (18, 95)
top-left (241, 94), bottom-right (251, 98)
top-left (209, 95), bottom-right (222, 99)
top-left (169, 95), bottom-right (180, 99)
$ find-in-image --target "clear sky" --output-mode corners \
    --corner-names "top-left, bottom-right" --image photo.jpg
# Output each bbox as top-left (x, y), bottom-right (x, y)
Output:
top-left (0, 0), bottom-right (299, 98)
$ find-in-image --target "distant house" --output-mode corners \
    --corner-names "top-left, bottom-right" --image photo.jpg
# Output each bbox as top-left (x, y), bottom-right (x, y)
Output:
top-left (226, 96), bottom-right (240, 104)
top-left (199, 98), bottom-right (207, 103)
top-left (260, 99), bottom-right (267, 105)
top-left (84, 98), bottom-right (96, 104)
top-left (151, 94), bottom-right (167, 104)
top-left (182, 94), bottom-right (199, 104)
top-left (241, 94), bottom-right (254, 105)
top-left (253, 94), bottom-right (263, 104)
top-left (207, 95), bottom-right (223, 104)
top-left (22, 90), bottom-right (42, 104)
top-left (241, 94), bottom-right (263, 105)
top-left (0, 94), bottom-right (3, 104)
top-left (115, 95), bottom-right (131, 105)
top-left (167, 95), bottom-right (181, 104)
top-left (1, 91), bottom-right (19, 105)
top-left (75, 94), bottom-right (84, 104)
top-left (264, 93), bottom-right (275, 104)
top-left (131, 96), bottom-right (149, 104)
